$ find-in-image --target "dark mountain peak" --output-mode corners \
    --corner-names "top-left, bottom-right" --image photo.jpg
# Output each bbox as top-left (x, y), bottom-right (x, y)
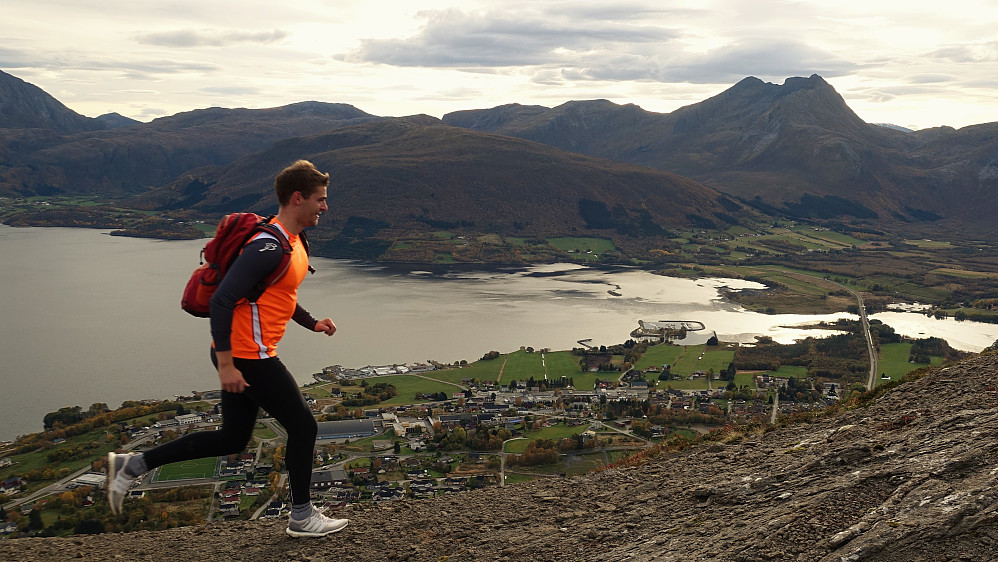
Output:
top-left (443, 103), bottom-right (549, 132)
top-left (727, 75), bottom-right (768, 93)
top-left (556, 98), bottom-right (616, 109)
top-left (782, 73), bottom-right (831, 91)
top-left (274, 100), bottom-right (373, 119)
top-left (95, 112), bottom-right (140, 129)
top-left (672, 74), bottom-right (867, 135)
top-left (144, 101), bottom-right (376, 131)
top-left (0, 69), bottom-right (102, 133)
top-left (725, 74), bottom-right (833, 99)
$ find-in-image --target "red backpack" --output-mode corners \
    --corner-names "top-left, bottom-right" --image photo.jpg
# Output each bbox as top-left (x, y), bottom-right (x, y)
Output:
top-left (181, 213), bottom-right (311, 318)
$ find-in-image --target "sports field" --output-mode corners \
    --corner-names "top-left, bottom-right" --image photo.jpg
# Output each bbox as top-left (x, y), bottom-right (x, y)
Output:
top-left (155, 456), bottom-right (219, 481)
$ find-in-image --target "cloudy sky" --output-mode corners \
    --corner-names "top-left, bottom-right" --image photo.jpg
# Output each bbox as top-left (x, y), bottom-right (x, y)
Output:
top-left (4, 0), bottom-right (997, 130)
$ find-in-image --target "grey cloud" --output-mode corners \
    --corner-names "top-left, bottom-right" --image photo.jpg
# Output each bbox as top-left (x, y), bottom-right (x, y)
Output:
top-left (551, 0), bottom-right (700, 22)
top-left (679, 40), bottom-right (859, 81)
top-left (566, 39), bottom-right (858, 84)
top-left (341, 8), bottom-right (678, 68)
top-left (866, 92), bottom-right (897, 103)
top-left (927, 41), bottom-right (998, 63)
top-left (0, 52), bottom-right (219, 77)
top-left (83, 59), bottom-right (220, 75)
top-left (851, 84), bottom-right (956, 105)
top-left (963, 78), bottom-right (998, 89)
top-left (342, 6), bottom-right (856, 88)
top-left (868, 84), bottom-right (956, 96)
top-left (136, 29), bottom-right (290, 48)
top-left (531, 69), bottom-right (571, 85)
top-left (0, 45), bottom-right (36, 68)
top-left (0, 41), bottom-right (220, 76)
top-left (907, 74), bottom-right (955, 84)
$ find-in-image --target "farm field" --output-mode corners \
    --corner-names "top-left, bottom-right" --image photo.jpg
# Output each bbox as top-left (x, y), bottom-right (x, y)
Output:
top-left (504, 422), bottom-right (592, 453)
top-left (156, 456), bottom-right (218, 481)
top-left (878, 343), bottom-right (939, 381)
top-left (375, 375), bottom-right (463, 406)
top-left (501, 350), bottom-right (545, 380)
top-left (546, 237), bottom-right (616, 260)
top-left (669, 345), bottom-right (735, 376)
top-left (633, 343), bottom-right (684, 371)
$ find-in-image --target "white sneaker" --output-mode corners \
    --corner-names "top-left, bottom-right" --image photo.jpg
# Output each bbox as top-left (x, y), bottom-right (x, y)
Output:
top-left (106, 451), bottom-right (138, 515)
top-left (286, 506), bottom-right (349, 538)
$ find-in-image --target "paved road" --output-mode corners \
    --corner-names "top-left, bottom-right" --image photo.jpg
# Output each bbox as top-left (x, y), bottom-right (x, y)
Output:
top-left (832, 282), bottom-right (878, 389)
top-left (779, 270), bottom-right (879, 390)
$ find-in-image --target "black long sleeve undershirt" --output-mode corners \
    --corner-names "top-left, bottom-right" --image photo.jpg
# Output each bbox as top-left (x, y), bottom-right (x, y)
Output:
top-left (209, 236), bottom-right (317, 352)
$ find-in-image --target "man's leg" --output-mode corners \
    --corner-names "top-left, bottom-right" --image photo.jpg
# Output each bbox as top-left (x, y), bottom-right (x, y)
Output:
top-left (237, 356), bottom-right (317, 506)
top-left (238, 356), bottom-right (346, 537)
top-left (140, 388), bottom-right (259, 469)
top-left (108, 381), bottom-right (259, 514)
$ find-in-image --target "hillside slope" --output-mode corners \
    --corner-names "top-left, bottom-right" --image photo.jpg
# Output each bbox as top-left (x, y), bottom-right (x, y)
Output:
top-left (0, 69), bottom-right (135, 133)
top-left (143, 118), bottom-right (745, 244)
top-left (4, 353), bottom-right (998, 561)
top-left (0, 100), bottom-right (378, 196)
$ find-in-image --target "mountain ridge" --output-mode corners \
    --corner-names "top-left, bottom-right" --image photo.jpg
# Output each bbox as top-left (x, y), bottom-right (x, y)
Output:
top-left (134, 117), bottom-right (746, 257)
top-left (3, 352), bottom-right (997, 560)
top-left (3, 68), bottom-right (998, 241)
top-left (442, 75), bottom-right (998, 237)
top-left (0, 69), bottom-right (138, 133)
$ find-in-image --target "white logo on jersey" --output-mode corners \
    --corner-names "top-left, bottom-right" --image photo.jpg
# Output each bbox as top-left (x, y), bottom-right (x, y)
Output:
top-left (260, 242), bottom-right (279, 252)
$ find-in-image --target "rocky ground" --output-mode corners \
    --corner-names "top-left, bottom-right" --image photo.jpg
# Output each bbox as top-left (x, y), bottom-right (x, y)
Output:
top-left (4, 353), bottom-right (998, 561)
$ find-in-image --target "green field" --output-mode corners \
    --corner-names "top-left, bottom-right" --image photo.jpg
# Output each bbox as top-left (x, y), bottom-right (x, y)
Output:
top-left (433, 358), bottom-right (505, 384)
top-left (791, 227), bottom-right (866, 247)
top-left (569, 370), bottom-right (611, 391)
top-left (563, 451), bottom-right (610, 475)
top-left (877, 343), bottom-right (941, 381)
top-left (904, 239), bottom-right (953, 249)
top-left (253, 424), bottom-right (277, 440)
top-left (504, 422), bottom-right (591, 453)
top-left (156, 456), bottom-right (218, 481)
top-left (544, 351), bottom-right (583, 379)
top-left (502, 350), bottom-right (546, 379)
top-left (375, 375), bottom-right (463, 406)
top-left (657, 378), bottom-right (714, 390)
top-left (503, 473), bottom-right (536, 485)
top-left (634, 343), bottom-right (684, 370)
top-left (669, 345), bottom-right (735, 376)
top-left (547, 237), bottom-right (616, 260)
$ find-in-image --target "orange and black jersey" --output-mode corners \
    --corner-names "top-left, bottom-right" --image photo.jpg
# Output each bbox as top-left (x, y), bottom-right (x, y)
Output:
top-left (209, 220), bottom-right (316, 359)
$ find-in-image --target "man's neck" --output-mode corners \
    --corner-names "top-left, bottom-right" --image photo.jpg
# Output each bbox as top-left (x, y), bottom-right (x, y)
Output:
top-left (274, 209), bottom-right (303, 236)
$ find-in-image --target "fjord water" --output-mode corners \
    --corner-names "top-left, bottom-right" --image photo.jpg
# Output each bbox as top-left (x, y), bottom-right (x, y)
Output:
top-left (1, 225), bottom-right (994, 441)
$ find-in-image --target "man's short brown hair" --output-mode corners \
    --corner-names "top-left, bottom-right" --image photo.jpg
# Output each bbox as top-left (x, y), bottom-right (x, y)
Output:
top-left (274, 160), bottom-right (330, 206)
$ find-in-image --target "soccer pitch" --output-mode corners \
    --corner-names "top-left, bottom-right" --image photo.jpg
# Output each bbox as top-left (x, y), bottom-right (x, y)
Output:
top-left (155, 456), bottom-right (219, 481)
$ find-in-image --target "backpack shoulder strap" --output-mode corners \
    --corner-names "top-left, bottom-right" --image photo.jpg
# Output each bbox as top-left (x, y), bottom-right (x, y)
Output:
top-left (250, 216), bottom-right (316, 280)
top-left (299, 229), bottom-right (316, 275)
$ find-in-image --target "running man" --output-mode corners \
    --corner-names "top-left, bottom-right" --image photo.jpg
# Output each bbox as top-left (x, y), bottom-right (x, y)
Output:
top-left (107, 160), bottom-right (347, 538)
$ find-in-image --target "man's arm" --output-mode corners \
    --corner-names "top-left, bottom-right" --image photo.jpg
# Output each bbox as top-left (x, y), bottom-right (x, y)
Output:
top-left (209, 236), bottom-right (284, 392)
top-left (292, 300), bottom-right (336, 336)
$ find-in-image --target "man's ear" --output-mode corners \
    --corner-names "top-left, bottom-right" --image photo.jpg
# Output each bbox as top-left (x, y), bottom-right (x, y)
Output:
top-left (292, 191), bottom-right (303, 205)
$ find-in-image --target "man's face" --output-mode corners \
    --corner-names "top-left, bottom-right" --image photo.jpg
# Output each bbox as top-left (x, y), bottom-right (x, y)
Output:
top-left (300, 185), bottom-right (328, 227)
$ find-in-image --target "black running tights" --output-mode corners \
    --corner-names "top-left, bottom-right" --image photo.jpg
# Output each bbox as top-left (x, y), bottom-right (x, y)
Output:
top-left (141, 351), bottom-right (317, 506)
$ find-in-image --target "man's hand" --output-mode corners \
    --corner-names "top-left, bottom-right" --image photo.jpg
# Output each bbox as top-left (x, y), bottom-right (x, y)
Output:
top-left (216, 350), bottom-right (249, 393)
top-left (315, 318), bottom-right (337, 336)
